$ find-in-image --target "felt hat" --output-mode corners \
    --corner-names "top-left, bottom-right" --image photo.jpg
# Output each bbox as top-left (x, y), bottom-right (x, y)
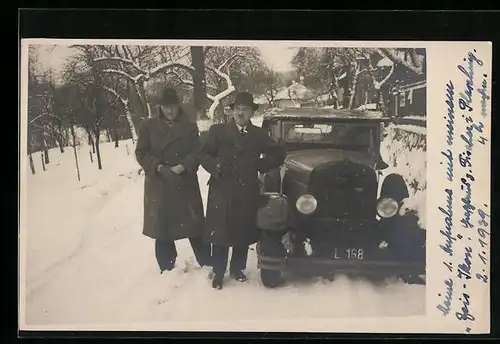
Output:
top-left (159, 88), bottom-right (180, 106)
top-left (229, 92), bottom-right (258, 110)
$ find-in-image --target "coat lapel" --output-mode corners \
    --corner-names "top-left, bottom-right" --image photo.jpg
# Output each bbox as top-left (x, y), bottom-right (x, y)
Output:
top-left (226, 120), bottom-right (245, 152)
top-left (157, 113), bottom-right (188, 153)
top-left (226, 119), bottom-right (261, 153)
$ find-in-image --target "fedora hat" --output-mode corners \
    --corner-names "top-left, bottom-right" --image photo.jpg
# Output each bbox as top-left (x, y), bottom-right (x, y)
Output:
top-left (159, 88), bottom-right (180, 106)
top-left (230, 92), bottom-right (259, 110)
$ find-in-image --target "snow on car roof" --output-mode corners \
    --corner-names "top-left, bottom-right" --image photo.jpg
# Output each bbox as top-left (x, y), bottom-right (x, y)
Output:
top-left (262, 107), bottom-right (391, 121)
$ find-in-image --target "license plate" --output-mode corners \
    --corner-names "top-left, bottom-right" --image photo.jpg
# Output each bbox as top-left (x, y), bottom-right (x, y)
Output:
top-left (332, 248), bottom-right (365, 260)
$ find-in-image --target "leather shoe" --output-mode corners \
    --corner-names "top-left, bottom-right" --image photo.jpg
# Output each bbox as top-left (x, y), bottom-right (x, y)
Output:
top-left (212, 274), bottom-right (224, 290)
top-left (230, 270), bottom-right (247, 282)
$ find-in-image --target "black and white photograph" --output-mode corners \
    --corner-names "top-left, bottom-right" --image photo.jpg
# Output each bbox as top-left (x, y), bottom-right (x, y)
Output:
top-left (21, 41), bottom-right (429, 328)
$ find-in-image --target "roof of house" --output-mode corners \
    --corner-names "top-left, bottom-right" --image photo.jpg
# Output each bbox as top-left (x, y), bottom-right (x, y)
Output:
top-left (262, 107), bottom-right (391, 122)
top-left (274, 81), bottom-right (316, 101)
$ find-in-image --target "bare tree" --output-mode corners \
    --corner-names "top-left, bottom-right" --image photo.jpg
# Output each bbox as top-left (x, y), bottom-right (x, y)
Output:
top-left (291, 47), bottom-right (425, 111)
top-left (63, 46), bottom-right (111, 170)
top-left (90, 44), bottom-right (249, 125)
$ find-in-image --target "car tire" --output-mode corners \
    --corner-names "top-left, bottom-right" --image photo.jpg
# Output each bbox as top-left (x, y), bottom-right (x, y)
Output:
top-left (258, 231), bottom-right (286, 288)
top-left (260, 269), bottom-right (282, 288)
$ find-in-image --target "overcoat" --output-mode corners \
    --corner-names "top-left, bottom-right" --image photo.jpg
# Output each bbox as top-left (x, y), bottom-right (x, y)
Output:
top-left (200, 119), bottom-right (286, 247)
top-left (135, 107), bottom-right (204, 241)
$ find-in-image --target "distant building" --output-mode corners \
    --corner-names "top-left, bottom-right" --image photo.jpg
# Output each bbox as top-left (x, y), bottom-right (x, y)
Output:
top-left (273, 81), bottom-right (316, 108)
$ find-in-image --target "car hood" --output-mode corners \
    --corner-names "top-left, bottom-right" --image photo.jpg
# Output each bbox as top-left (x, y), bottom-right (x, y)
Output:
top-left (285, 148), bottom-right (378, 175)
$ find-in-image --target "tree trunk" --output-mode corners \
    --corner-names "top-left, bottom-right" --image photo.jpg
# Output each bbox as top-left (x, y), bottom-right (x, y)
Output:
top-left (87, 131), bottom-right (96, 154)
top-left (106, 128), bottom-right (112, 142)
top-left (112, 125), bottom-right (119, 148)
top-left (94, 130), bottom-right (103, 170)
top-left (70, 124), bottom-right (81, 182)
top-left (27, 139), bottom-right (36, 174)
top-left (42, 137), bottom-right (50, 164)
top-left (56, 135), bottom-right (65, 153)
top-left (29, 152), bottom-right (35, 175)
top-left (123, 103), bottom-right (138, 143)
top-left (190, 46), bottom-right (208, 119)
top-left (41, 152), bottom-right (46, 171)
top-left (87, 128), bottom-right (94, 163)
top-left (349, 65), bottom-right (361, 110)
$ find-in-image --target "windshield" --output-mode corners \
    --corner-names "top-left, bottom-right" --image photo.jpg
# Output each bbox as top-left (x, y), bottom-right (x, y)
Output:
top-left (282, 121), bottom-right (375, 150)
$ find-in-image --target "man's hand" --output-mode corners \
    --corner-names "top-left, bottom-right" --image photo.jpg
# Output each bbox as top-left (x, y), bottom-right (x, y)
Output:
top-left (213, 162), bottom-right (234, 179)
top-left (157, 164), bottom-right (172, 179)
top-left (170, 164), bottom-right (186, 175)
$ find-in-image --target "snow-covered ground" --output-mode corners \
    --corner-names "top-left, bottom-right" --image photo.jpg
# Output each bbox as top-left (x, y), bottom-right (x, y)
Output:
top-left (380, 124), bottom-right (427, 230)
top-left (21, 116), bottom-right (425, 329)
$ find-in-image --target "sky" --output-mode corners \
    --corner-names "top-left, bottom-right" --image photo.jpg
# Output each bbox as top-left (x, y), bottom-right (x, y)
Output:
top-left (257, 44), bottom-right (297, 72)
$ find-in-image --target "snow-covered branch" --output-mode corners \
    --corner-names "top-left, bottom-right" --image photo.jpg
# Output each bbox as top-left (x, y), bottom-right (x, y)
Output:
top-left (101, 85), bottom-right (138, 143)
top-left (94, 56), bottom-right (147, 75)
top-left (102, 69), bottom-right (144, 83)
top-left (30, 123), bottom-right (60, 138)
top-left (149, 62), bottom-right (195, 78)
top-left (102, 86), bottom-right (127, 106)
top-left (95, 116), bottom-right (105, 129)
top-left (373, 63), bottom-right (395, 90)
top-left (202, 54), bottom-right (245, 119)
top-left (165, 71), bottom-right (194, 87)
top-left (377, 48), bottom-right (424, 75)
top-left (28, 114), bottom-right (46, 125)
top-left (218, 54), bottom-right (244, 71)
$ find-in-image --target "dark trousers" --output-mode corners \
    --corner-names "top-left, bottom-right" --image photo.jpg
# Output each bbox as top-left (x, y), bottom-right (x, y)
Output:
top-left (212, 245), bottom-right (249, 276)
top-left (155, 236), bottom-right (212, 272)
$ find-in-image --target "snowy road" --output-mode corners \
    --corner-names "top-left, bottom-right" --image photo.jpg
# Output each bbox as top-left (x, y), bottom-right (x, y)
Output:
top-left (22, 138), bottom-right (425, 329)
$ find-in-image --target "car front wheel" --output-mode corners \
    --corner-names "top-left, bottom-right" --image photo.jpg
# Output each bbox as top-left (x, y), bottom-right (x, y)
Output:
top-left (257, 231), bottom-right (286, 288)
top-left (260, 269), bottom-right (282, 288)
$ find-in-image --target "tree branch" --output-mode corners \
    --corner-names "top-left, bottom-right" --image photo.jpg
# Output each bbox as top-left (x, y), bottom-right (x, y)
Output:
top-left (102, 68), bottom-right (144, 83)
top-left (94, 56), bottom-right (147, 74)
top-left (28, 114), bottom-right (46, 125)
top-left (378, 48), bottom-right (423, 75)
top-left (31, 123), bottom-right (59, 139)
top-left (205, 60), bottom-right (239, 118)
top-left (373, 63), bottom-right (395, 90)
top-left (101, 85), bottom-right (128, 106)
top-left (218, 53), bottom-right (245, 70)
top-left (149, 62), bottom-right (196, 78)
top-left (165, 71), bottom-right (194, 87)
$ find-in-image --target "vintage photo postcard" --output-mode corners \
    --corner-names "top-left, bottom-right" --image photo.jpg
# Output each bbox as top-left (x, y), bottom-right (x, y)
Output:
top-left (18, 39), bottom-right (492, 334)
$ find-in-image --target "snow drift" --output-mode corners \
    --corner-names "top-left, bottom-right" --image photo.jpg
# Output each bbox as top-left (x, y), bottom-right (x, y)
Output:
top-left (22, 117), bottom-right (425, 328)
top-left (380, 123), bottom-right (427, 230)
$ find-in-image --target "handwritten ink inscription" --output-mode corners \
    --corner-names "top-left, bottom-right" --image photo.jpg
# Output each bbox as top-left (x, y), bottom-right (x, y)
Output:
top-left (456, 293), bottom-right (475, 321)
top-left (438, 48), bottom-right (490, 333)
top-left (437, 279), bottom-right (454, 316)
top-left (439, 188), bottom-right (455, 256)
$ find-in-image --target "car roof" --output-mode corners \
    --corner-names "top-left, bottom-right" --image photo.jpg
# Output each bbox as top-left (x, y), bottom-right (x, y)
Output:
top-left (262, 107), bottom-right (391, 122)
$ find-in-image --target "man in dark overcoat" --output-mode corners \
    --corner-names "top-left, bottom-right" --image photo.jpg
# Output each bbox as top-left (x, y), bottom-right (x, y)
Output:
top-left (200, 92), bottom-right (286, 289)
top-left (135, 88), bottom-right (211, 273)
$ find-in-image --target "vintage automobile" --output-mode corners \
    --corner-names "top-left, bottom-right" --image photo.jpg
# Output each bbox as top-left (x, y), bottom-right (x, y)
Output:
top-left (255, 107), bottom-right (426, 288)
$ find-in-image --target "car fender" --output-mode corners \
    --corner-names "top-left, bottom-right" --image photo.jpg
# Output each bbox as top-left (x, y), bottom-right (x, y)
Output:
top-left (257, 192), bottom-right (290, 232)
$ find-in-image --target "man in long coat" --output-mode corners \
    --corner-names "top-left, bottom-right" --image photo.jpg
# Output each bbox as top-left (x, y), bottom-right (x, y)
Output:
top-left (135, 88), bottom-right (211, 273)
top-left (200, 92), bottom-right (286, 289)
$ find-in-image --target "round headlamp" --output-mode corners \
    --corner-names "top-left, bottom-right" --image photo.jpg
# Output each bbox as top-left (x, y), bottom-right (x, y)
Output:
top-left (296, 194), bottom-right (317, 215)
top-left (376, 197), bottom-right (399, 218)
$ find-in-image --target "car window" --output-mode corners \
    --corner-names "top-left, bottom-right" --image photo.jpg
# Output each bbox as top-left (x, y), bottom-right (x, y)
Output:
top-left (284, 122), bottom-right (373, 148)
